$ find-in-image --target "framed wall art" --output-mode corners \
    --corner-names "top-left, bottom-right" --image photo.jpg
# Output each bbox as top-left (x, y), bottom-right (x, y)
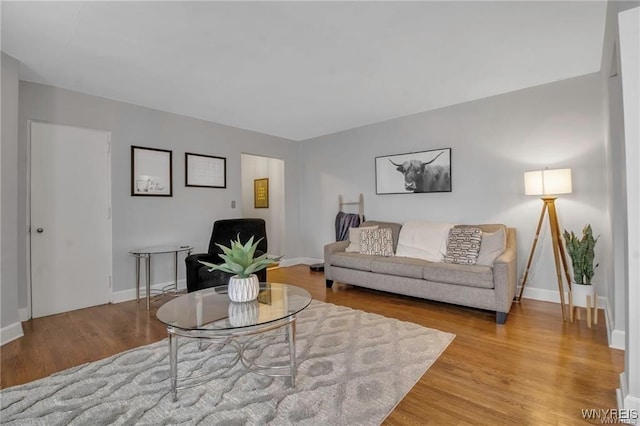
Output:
top-left (254, 178), bottom-right (269, 208)
top-left (185, 152), bottom-right (226, 188)
top-left (375, 148), bottom-right (451, 194)
top-left (131, 146), bottom-right (173, 196)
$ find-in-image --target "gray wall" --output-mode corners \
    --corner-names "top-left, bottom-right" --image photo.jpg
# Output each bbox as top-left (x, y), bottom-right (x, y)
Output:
top-left (299, 73), bottom-right (608, 298)
top-left (601, 0), bottom-right (630, 344)
top-left (17, 82), bottom-right (303, 307)
top-left (1, 53), bottom-right (21, 331)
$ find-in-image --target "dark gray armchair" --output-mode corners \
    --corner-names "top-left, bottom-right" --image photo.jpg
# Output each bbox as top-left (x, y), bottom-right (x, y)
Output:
top-left (185, 218), bottom-right (268, 293)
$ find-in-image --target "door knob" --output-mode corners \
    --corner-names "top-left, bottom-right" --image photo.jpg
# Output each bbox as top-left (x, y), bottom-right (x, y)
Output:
top-left (36, 228), bottom-right (44, 233)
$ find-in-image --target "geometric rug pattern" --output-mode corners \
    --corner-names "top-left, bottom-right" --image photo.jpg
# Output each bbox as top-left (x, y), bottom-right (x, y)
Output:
top-left (1, 300), bottom-right (454, 425)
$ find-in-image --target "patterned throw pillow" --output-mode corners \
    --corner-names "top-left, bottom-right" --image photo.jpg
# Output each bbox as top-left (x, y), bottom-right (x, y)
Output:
top-left (443, 227), bottom-right (482, 264)
top-left (345, 226), bottom-right (379, 253)
top-left (359, 228), bottom-right (395, 257)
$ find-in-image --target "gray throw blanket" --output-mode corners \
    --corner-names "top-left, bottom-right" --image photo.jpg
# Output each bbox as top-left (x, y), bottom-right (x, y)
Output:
top-left (335, 211), bottom-right (363, 241)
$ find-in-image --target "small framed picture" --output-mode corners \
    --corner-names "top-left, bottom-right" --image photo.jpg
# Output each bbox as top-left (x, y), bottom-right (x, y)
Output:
top-left (185, 153), bottom-right (226, 188)
top-left (254, 178), bottom-right (269, 208)
top-left (131, 146), bottom-right (173, 196)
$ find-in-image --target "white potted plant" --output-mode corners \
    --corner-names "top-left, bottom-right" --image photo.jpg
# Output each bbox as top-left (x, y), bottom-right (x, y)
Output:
top-left (200, 235), bottom-right (280, 302)
top-left (563, 225), bottom-right (599, 309)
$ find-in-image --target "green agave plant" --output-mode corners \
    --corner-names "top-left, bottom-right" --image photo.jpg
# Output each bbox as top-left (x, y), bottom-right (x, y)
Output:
top-left (199, 234), bottom-right (281, 278)
top-left (563, 224), bottom-right (599, 285)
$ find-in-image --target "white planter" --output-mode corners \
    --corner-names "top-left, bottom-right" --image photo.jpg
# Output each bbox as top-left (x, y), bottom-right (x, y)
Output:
top-left (228, 274), bottom-right (259, 302)
top-left (228, 300), bottom-right (259, 327)
top-left (571, 283), bottom-right (595, 308)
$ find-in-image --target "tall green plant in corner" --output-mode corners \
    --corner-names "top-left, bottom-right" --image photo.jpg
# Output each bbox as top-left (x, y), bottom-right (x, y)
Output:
top-left (563, 224), bottom-right (599, 285)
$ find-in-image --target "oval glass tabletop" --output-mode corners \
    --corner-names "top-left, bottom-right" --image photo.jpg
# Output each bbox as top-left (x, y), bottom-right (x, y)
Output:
top-left (156, 283), bottom-right (312, 331)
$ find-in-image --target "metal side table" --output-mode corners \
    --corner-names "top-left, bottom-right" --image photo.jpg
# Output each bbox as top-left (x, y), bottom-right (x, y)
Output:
top-left (130, 244), bottom-right (193, 310)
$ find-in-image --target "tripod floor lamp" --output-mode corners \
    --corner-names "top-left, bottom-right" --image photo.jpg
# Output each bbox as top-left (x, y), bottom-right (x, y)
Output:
top-left (516, 168), bottom-right (573, 321)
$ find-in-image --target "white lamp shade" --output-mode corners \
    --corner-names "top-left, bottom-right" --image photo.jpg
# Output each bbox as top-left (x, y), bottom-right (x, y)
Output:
top-left (524, 168), bottom-right (572, 196)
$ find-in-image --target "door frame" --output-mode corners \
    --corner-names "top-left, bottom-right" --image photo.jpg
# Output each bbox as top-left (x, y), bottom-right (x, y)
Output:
top-left (240, 152), bottom-right (286, 257)
top-left (26, 120), bottom-right (113, 319)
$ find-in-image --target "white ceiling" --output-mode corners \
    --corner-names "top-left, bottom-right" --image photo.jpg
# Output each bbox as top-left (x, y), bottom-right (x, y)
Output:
top-left (1, 1), bottom-right (607, 141)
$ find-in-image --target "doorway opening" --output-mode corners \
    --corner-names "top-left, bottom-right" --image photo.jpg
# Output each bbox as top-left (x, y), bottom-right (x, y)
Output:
top-left (240, 154), bottom-right (285, 258)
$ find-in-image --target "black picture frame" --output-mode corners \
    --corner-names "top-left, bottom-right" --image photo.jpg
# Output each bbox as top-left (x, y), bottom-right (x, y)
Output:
top-left (185, 152), bottom-right (227, 188)
top-left (131, 146), bottom-right (173, 197)
top-left (375, 148), bottom-right (452, 194)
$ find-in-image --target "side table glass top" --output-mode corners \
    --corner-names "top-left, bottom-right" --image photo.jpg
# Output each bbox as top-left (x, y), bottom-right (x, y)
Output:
top-left (156, 283), bottom-right (312, 331)
top-left (129, 245), bottom-right (193, 255)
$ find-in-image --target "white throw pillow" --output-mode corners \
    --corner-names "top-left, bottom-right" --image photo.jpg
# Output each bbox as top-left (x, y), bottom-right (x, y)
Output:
top-left (476, 227), bottom-right (507, 266)
top-left (395, 221), bottom-right (453, 262)
top-left (345, 225), bottom-right (379, 252)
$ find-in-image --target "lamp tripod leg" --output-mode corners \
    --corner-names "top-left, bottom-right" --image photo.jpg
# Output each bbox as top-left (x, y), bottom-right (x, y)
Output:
top-left (516, 203), bottom-right (548, 302)
top-left (547, 199), bottom-right (570, 321)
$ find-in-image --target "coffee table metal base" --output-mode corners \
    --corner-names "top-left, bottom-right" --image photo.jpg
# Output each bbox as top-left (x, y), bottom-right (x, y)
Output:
top-left (167, 315), bottom-right (297, 401)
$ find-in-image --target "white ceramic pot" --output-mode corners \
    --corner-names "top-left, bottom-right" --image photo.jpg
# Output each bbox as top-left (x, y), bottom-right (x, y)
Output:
top-left (228, 300), bottom-right (259, 327)
top-left (228, 274), bottom-right (259, 302)
top-left (571, 282), bottom-right (595, 308)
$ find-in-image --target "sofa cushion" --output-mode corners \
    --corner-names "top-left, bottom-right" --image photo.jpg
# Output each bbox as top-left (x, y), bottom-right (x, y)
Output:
top-left (395, 221), bottom-right (453, 262)
top-left (444, 227), bottom-right (482, 265)
top-left (345, 225), bottom-right (378, 253)
top-left (423, 262), bottom-right (494, 288)
top-left (371, 256), bottom-right (430, 279)
top-left (360, 228), bottom-right (394, 257)
top-left (330, 252), bottom-right (373, 271)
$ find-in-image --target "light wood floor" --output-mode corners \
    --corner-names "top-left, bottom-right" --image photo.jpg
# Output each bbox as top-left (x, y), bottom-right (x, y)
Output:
top-left (1, 265), bottom-right (624, 424)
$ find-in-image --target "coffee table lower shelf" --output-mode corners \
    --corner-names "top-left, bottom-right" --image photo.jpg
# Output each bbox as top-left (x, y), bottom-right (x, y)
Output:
top-left (166, 315), bottom-right (298, 401)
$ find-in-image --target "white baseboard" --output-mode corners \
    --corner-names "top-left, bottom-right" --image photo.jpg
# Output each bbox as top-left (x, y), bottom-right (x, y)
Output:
top-left (523, 287), bottom-right (626, 350)
top-left (618, 373), bottom-right (640, 413)
top-left (618, 373), bottom-right (628, 410)
top-left (111, 279), bottom-right (187, 304)
top-left (606, 299), bottom-right (626, 350)
top-left (521, 287), bottom-right (607, 308)
top-left (279, 257), bottom-right (323, 267)
top-left (111, 259), bottom-right (324, 303)
top-left (610, 330), bottom-right (626, 351)
top-left (18, 307), bottom-right (30, 322)
top-left (0, 321), bottom-right (24, 346)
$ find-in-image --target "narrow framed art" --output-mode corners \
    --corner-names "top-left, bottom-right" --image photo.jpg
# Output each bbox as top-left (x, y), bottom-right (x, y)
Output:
top-left (254, 178), bottom-right (269, 208)
top-left (131, 146), bottom-right (173, 196)
top-left (375, 148), bottom-right (451, 194)
top-left (185, 153), bottom-right (226, 188)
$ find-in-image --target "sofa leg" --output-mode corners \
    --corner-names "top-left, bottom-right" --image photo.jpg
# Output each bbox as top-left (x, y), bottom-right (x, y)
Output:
top-left (326, 279), bottom-right (333, 288)
top-left (496, 312), bottom-right (508, 324)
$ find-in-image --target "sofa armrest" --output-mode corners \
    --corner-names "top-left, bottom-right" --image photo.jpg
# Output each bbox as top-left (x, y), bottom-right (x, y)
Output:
top-left (324, 241), bottom-right (350, 280)
top-left (493, 228), bottom-right (517, 314)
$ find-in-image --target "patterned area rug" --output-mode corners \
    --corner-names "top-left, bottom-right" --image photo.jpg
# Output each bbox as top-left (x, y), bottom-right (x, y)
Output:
top-left (1, 300), bottom-right (454, 425)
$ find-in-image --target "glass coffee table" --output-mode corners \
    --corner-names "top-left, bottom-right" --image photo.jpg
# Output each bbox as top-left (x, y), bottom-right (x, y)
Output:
top-left (156, 283), bottom-right (312, 401)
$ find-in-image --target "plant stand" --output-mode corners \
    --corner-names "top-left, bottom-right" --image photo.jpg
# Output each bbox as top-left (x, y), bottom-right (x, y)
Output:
top-left (569, 284), bottom-right (598, 328)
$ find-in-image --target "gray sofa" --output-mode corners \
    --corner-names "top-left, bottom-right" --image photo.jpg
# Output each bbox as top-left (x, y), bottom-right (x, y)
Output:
top-left (324, 220), bottom-right (517, 323)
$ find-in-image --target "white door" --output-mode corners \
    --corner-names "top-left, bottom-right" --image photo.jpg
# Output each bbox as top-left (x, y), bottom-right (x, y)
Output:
top-left (30, 122), bottom-right (111, 318)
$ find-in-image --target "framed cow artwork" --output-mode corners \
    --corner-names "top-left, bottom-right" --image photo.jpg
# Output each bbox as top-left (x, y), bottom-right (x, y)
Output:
top-left (375, 148), bottom-right (451, 194)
